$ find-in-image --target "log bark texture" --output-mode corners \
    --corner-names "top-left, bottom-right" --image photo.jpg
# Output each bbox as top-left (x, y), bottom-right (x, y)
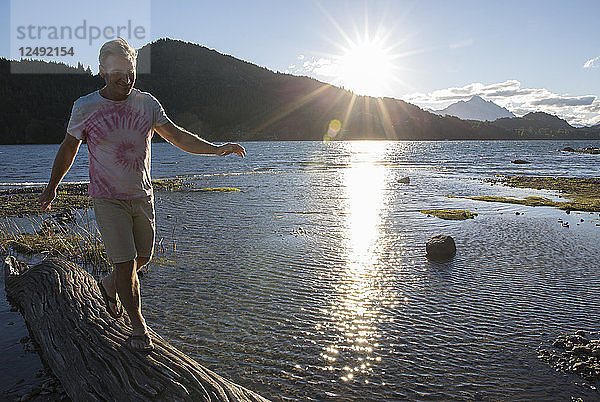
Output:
top-left (3, 256), bottom-right (269, 402)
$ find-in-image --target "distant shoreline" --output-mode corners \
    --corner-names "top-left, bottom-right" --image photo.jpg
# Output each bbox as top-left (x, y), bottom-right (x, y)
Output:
top-left (2, 137), bottom-right (600, 146)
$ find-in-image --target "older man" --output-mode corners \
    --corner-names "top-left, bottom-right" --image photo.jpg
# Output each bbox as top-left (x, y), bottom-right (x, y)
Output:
top-left (40, 38), bottom-right (245, 352)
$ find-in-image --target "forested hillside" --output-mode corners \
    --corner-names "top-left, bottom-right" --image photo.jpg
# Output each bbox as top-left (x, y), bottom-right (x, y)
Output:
top-left (1, 38), bottom-right (599, 144)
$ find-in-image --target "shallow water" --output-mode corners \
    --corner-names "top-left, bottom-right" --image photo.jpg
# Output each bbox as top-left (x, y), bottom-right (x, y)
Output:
top-left (2, 140), bottom-right (600, 400)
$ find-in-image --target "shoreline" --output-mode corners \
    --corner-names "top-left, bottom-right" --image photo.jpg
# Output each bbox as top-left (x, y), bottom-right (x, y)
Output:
top-left (0, 179), bottom-right (190, 218)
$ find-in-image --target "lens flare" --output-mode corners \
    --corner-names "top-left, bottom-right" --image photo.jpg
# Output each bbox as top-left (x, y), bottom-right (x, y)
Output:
top-left (325, 119), bottom-right (342, 141)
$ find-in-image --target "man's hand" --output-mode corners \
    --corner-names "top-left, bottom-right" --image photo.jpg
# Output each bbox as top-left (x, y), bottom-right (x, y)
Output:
top-left (40, 186), bottom-right (57, 211)
top-left (216, 143), bottom-right (246, 158)
top-left (40, 134), bottom-right (81, 211)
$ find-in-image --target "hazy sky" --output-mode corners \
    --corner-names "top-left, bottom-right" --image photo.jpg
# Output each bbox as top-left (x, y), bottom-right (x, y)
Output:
top-left (2, 0), bottom-right (599, 125)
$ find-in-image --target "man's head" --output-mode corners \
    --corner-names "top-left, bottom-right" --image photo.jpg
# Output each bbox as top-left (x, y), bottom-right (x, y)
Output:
top-left (99, 38), bottom-right (137, 100)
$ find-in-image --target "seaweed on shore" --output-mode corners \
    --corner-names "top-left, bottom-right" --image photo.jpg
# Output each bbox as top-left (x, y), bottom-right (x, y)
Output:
top-left (0, 215), bottom-right (109, 272)
top-left (0, 193), bottom-right (91, 218)
top-left (3, 233), bottom-right (103, 259)
top-left (499, 176), bottom-right (600, 200)
top-left (151, 178), bottom-right (191, 192)
top-left (0, 178), bottom-right (193, 218)
top-left (420, 209), bottom-right (478, 220)
top-left (0, 178), bottom-right (219, 269)
top-left (450, 176), bottom-right (600, 212)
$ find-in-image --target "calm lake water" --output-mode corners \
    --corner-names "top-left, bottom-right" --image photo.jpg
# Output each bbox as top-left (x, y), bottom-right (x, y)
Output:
top-left (2, 140), bottom-right (600, 400)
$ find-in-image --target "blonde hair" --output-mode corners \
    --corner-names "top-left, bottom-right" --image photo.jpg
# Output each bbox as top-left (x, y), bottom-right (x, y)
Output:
top-left (99, 38), bottom-right (137, 67)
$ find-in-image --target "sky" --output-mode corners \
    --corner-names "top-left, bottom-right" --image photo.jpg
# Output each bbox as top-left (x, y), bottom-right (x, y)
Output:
top-left (2, 0), bottom-right (599, 126)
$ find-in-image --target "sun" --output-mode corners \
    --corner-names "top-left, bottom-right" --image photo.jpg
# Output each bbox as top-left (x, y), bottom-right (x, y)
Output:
top-left (337, 36), bottom-right (397, 97)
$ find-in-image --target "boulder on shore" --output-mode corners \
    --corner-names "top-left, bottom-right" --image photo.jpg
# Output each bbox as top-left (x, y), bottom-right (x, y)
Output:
top-left (426, 234), bottom-right (456, 260)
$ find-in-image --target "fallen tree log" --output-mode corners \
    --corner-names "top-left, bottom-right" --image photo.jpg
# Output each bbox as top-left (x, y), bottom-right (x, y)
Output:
top-left (3, 256), bottom-right (268, 401)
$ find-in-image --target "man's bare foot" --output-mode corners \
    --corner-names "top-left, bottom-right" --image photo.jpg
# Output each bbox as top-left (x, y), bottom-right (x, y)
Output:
top-left (127, 331), bottom-right (154, 352)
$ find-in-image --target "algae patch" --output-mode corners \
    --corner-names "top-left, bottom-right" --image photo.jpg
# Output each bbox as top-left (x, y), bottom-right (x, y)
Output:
top-left (2, 233), bottom-right (104, 258)
top-left (452, 176), bottom-right (600, 212)
top-left (461, 195), bottom-right (556, 207)
top-left (0, 217), bottom-right (109, 271)
top-left (420, 209), bottom-right (478, 220)
top-left (0, 178), bottom-right (208, 218)
top-left (152, 178), bottom-right (190, 192)
top-left (0, 193), bottom-right (91, 218)
top-left (154, 257), bottom-right (177, 266)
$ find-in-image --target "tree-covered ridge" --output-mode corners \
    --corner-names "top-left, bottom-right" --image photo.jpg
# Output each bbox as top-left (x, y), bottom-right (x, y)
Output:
top-left (0, 59), bottom-right (103, 144)
top-left (1, 38), bottom-right (599, 144)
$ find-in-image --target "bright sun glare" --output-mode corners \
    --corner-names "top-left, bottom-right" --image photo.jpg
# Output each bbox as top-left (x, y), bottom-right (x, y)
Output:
top-left (337, 37), bottom-right (397, 97)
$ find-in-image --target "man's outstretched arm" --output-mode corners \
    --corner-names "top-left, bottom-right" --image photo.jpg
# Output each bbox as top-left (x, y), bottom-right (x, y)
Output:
top-left (40, 134), bottom-right (82, 210)
top-left (155, 121), bottom-right (246, 157)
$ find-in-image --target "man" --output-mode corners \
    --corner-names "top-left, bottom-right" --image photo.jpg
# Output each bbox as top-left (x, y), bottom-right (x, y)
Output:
top-left (39, 38), bottom-right (245, 352)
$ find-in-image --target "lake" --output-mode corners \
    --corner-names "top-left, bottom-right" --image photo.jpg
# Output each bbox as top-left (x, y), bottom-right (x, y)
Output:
top-left (2, 140), bottom-right (600, 400)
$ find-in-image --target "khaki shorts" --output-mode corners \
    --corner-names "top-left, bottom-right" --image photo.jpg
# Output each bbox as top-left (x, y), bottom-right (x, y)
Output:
top-left (93, 195), bottom-right (155, 264)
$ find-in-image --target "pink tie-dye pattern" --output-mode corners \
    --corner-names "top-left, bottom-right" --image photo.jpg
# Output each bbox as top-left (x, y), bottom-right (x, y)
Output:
top-left (115, 141), bottom-right (144, 172)
top-left (89, 157), bottom-right (130, 199)
top-left (81, 102), bottom-right (153, 199)
top-left (82, 104), bottom-right (151, 141)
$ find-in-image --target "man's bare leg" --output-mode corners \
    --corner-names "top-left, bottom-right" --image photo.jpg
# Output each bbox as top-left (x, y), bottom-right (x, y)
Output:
top-left (114, 259), bottom-right (151, 348)
top-left (100, 256), bottom-right (150, 315)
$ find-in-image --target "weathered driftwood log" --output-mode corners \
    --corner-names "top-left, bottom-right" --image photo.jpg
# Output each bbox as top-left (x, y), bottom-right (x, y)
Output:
top-left (3, 256), bottom-right (268, 402)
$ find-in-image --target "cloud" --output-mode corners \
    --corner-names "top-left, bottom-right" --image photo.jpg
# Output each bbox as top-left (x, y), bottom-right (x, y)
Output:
top-left (531, 96), bottom-right (595, 107)
top-left (285, 56), bottom-right (339, 77)
top-left (405, 80), bottom-right (600, 126)
top-left (584, 103), bottom-right (600, 113)
top-left (484, 80), bottom-right (521, 91)
top-left (485, 89), bottom-right (536, 97)
top-left (449, 39), bottom-right (474, 49)
top-left (584, 56), bottom-right (599, 69)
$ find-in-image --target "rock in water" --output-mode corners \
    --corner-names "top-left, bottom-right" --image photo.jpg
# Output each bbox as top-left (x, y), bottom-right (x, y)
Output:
top-left (540, 331), bottom-right (600, 382)
top-left (398, 177), bottom-right (410, 184)
top-left (426, 235), bottom-right (456, 260)
top-left (561, 146), bottom-right (600, 154)
top-left (511, 159), bottom-right (530, 164)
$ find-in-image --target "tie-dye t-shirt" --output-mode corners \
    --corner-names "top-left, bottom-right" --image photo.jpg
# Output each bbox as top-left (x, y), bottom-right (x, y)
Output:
top-left (67, 88), bottom-right (169, 199)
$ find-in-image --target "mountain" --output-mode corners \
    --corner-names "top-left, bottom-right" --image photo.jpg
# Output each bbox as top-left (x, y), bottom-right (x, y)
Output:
top-left (132, 39), bottom-right (495, 141)
top-left (0, 38), bottom-right (599, 144)
top-left (0, 60), bottom-right (103, 144)
top-left (484, 112), bottom-right (575, 140)
top-left (493, 112), bottom-right (572, 130)
top-left (432, 95), bottom-right (515, 121)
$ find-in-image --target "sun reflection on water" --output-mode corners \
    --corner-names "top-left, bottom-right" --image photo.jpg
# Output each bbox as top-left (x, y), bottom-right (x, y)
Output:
top-left (320, 141), bottom-right (394, 383)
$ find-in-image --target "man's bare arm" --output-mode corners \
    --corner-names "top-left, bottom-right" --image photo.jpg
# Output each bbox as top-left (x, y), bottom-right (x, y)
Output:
top-left (154, 121), bottom-right (246, 157)
top-left (40, 134), bottom-right (82, 210)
